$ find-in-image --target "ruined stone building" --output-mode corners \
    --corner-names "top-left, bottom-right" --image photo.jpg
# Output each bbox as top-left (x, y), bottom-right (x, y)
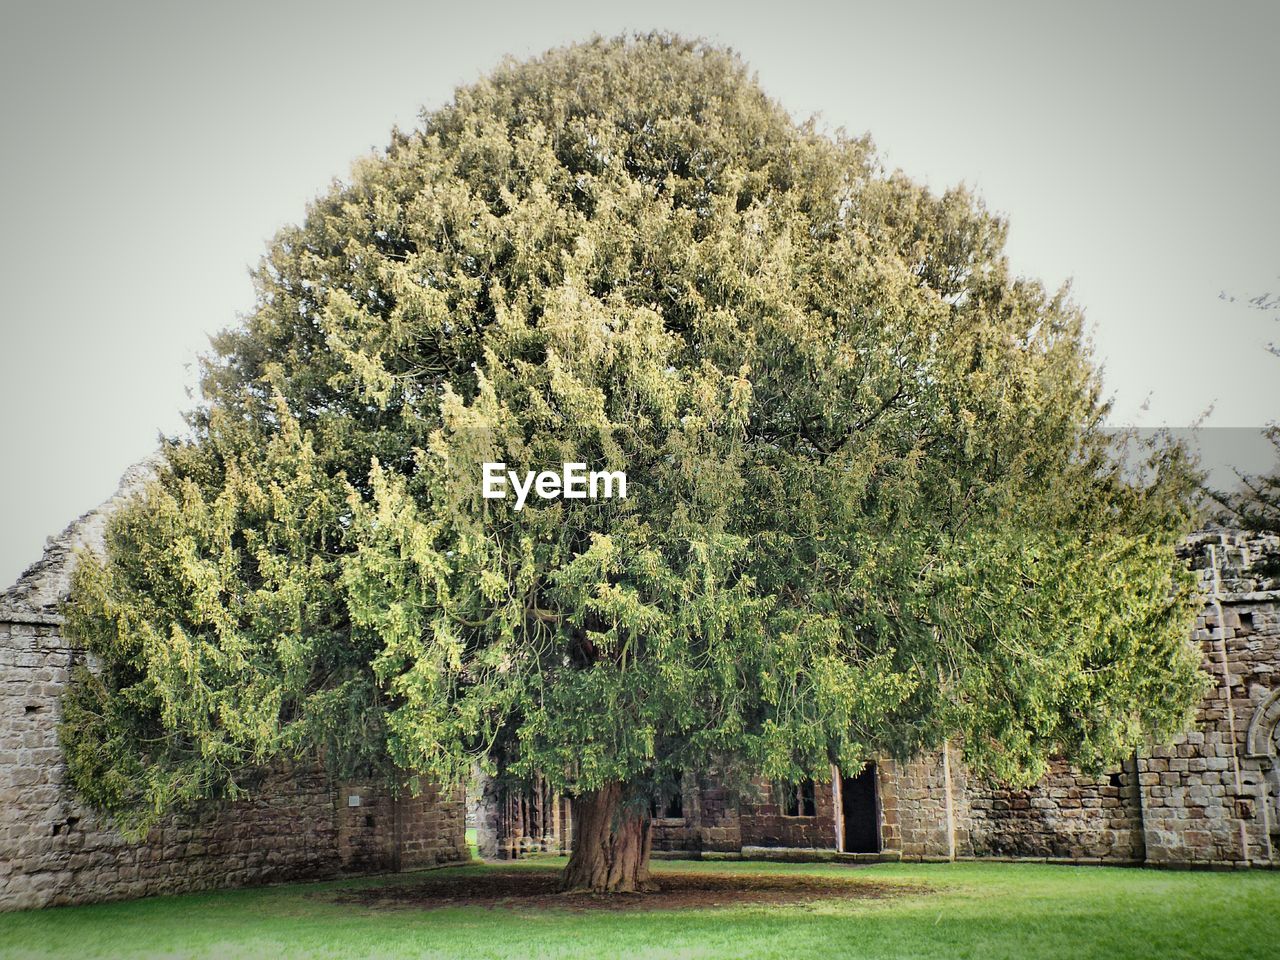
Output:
top-left (3, 469), bottom-right (1277, 912)
top-left (0, 469), bottom-right (468, 911)
top-left (480, 531), bottom-right (1280, 871)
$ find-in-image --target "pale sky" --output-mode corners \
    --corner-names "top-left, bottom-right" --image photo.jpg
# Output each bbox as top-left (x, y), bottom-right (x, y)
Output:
top-left (1, 0), bottom-right (1277, 588)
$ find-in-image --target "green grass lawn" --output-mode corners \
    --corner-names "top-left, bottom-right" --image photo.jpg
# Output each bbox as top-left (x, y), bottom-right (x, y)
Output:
top-left (1, 858), bottom-right (1277, 960)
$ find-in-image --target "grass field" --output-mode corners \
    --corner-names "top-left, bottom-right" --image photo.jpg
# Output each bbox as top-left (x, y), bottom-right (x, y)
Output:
top-left (1, 857), bottom-right (1277, 960)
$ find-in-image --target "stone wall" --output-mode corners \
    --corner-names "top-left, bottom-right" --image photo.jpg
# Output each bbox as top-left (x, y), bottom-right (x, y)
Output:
top-left (889, 752), bottom-right (965, 861)
top-left (1135, 532), bottom-right (1279, 867)
top-left (0, 613), bottom-right (467, 911)
top-left (649, 774), bottom-right (834, 853)
top-left (738, 777), bottom-right (839, 850)
top-left (963, 759), bottom-right (1146, 862)
top-left (647, 774), bottom-right (743, 853)
top-left (336, 780), bottom-right (467, 873)
top-left (689, 774), bottom-right (743, 852)
top-left (469, 768), bottom-right (502, 859)
top-left (397, 784), bottom-right (467, 868)
top-left (0, 614), bottom-right (342, 912)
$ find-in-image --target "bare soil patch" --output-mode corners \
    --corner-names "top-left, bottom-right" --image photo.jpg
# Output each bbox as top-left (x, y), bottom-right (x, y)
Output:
top-left (329, 868), bottom-right (922, 912)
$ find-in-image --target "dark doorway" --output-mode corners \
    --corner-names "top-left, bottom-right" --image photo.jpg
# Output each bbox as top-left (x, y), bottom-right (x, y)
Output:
top-left (651, 790), bottom-right (684, 820)
top-left (841, 764), bottom-right (880, 853)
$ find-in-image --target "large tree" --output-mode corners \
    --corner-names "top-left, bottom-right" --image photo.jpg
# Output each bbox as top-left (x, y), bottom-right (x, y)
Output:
top-left (63, 34), bottom-right (1206, 893)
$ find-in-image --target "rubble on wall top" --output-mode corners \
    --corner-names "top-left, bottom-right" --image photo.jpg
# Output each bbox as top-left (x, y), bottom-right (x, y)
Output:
top-left (1180, 529), bottom-right (1280, 598)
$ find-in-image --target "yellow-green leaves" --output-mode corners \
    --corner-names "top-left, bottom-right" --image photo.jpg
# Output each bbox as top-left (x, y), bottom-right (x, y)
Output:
top-left (63, 36), bottom-right (1204, 827)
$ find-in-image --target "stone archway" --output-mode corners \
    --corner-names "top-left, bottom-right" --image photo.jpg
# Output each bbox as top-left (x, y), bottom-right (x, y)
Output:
top-left (1245, 689), bottom-right (1280, 856)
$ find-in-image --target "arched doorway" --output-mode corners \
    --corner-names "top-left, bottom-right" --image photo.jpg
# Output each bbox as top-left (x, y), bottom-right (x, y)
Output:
top-left (1245, 688), bottom-right (1280, 862)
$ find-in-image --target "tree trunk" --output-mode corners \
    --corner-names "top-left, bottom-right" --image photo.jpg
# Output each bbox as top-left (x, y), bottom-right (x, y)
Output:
top-left (559, 782), bottom-right (656, 893)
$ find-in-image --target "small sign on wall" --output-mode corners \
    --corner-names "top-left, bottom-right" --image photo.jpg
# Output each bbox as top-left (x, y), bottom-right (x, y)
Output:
top-left (348, 794), bottom-right (361, 807)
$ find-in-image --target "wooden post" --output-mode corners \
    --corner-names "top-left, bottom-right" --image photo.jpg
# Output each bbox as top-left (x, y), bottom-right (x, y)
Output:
top-left (535, 776), bottom-right (545, 851)
top-left (550, 791), bottom-right (561, 852)
top-left (831, 764), bottom-right (844, 853)
top-left (392, 789), bottom-right (404, 873)
top-left (942, 740), bottom-right (957, 861)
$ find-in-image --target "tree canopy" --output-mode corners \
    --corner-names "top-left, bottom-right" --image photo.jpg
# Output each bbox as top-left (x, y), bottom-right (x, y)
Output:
top-left (62, 34), bottom-right (1206, 891)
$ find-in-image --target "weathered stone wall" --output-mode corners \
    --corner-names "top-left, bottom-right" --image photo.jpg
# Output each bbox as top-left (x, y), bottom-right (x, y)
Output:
top-left (468, 768), bottom-right (503, 859)
top-left (963, 759), bottom-right (1146, 862)
top-left (648, 774), bottom-right (743, 853)
top-left (648, 775), bottom-right (697, 853)
top-left (1135, 532), bottom-right (1279, 867)
top-left (887, 753), bottom-right (962, 860)
top-left (397, 784), bottom-right (467, 868)
top-left (337, 780), bottom-right (467, 872)
top-left (0, 616), bottom-right (467, 912)
top-left (886, 532), bottom-right (1277, 869)
top-left (689, 775), bottom-right (742, 852)
top-left (647, 774), bottom-right (844, 854)
top-left (738, 777), bottom-right (838, 850)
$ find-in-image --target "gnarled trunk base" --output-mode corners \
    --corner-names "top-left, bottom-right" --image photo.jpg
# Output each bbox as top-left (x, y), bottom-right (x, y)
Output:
top-left (559, 782), bottom-right (656, 893)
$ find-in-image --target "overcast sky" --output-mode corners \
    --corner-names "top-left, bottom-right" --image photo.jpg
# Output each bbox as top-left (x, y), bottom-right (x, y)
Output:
top-left (1, 0), bottom-right (1277, 587)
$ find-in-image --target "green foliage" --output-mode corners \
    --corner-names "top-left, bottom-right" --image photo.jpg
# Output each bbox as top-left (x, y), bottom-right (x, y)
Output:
top-left (63, 34), bottom-right (1205, 828)
top-left (62, 396), bottom-right (390, 832)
